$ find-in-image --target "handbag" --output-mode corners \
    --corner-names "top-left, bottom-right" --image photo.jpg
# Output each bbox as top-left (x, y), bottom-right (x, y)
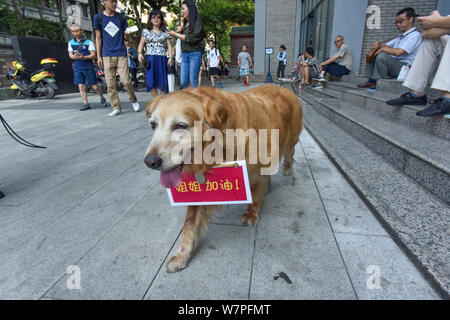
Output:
top-left (366, 47), bottom-right (378, 64)
top-left (72, 39), bottom-right (87, 68)
top-left (397, 65), bottom-right (410, 82)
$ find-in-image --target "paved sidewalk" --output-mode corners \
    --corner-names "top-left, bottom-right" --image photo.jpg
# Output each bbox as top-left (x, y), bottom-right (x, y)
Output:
top-left (0, 83), bottom-right (441, 299)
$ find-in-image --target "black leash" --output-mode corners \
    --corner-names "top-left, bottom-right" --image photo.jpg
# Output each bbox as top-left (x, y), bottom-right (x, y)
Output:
top-left (0, 113), bottom-right (47, 149)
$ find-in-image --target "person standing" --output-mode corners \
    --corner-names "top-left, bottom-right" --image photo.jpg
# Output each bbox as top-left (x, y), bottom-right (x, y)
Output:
top-left (168, 0), bottom-right (205, 89)
top-left (237, 44), bottom-right (252, 87)
top-left (68, 24), bottom-right (107, 111)
top-left (138, 9), bottom-right (174, 96)
top-left (277, 45), bottom-right (287, 80)
top-left (198, 54), bottom-right (206, 87)
top-left (125, 39), bottom-right (138, 89)
top-left (207, 40), bottom-right (223, 88)
top-left (94, 0), bottom-right (140, 117)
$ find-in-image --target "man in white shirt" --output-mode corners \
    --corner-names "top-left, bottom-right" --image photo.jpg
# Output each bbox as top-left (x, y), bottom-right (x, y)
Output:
top-left (207, 40), bottom-right (223, 88)
top-left (358, 7), bottom-right (422, 90)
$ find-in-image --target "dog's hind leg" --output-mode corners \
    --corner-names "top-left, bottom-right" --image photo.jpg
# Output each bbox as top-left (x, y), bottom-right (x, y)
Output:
top-left (241, 175), bottom-right (270, 225)
top-left (282, 138), bottom-right (298, 176)
top-left (167, 205), bottom-right (214, 272)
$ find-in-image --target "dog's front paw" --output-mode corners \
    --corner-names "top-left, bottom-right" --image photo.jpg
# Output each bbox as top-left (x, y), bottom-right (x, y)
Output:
top-left (282, 167), bottom-right (293, 176)
top-left (166, 253), bottom-right (190, 273)
top-left (241, 212), bottom-right (259, 225)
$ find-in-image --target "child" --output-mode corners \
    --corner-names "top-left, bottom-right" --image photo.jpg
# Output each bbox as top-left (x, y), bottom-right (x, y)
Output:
top-left (237, 44), bottom-right (252, 87)
top-left (277, 45), bottom-right (287, 80)
top-left (300, 47), bottom-right (321, 86)
top-left (68, 24), bottom-right (107, 111)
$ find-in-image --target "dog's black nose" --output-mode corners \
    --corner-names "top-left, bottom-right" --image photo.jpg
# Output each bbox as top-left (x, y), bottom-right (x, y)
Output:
top-left (144, 154), bottom-right (162, 170)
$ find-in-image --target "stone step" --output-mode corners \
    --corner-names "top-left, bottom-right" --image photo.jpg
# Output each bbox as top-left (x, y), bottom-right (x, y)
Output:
top-left (300, 89), bottom-right (450, 206)
top-left (310, 81), bottom-right (449, 140)
top-left (300, 97), bottom-right (450, 297)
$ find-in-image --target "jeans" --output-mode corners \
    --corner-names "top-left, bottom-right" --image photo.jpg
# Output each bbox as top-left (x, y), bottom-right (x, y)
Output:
top-left (277, 61), bottom-right (286, 79)
top-left (129, 67), bottom-right (138, 88)
top-left (322, 61), bottom-right (350, 76)
top-left (181, 51), bottom-right (203, 89)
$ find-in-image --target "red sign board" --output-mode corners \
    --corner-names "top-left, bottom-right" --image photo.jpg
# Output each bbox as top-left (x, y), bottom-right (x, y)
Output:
top-left (167, 161), bottom-right (253, 206)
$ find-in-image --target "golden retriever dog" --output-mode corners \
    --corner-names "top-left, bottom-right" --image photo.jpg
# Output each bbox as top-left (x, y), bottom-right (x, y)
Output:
top-left (144, 84), bottom-right (302, 272)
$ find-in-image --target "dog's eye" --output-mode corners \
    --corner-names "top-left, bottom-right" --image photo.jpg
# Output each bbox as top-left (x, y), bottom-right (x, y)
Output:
top-left (150, 121), bottom-right (157, 130)
top-left (173, 123), bottom-right (189, 131)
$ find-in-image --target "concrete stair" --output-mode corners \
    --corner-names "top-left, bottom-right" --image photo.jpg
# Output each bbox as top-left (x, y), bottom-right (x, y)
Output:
top-left (298, 78), bottom-right (450, 298)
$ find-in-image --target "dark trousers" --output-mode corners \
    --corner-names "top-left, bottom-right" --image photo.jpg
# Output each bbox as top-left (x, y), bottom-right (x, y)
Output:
top-left (129, 67), bottom-right (138, 88)
top-left (322, 61), bottom-right (350, 76)
top-left (277, 61), bottom-right (286, 79)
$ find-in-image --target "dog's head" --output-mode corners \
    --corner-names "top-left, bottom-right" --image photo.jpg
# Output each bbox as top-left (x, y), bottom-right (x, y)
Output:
top-left (144, 89), bottom-right (229, 188)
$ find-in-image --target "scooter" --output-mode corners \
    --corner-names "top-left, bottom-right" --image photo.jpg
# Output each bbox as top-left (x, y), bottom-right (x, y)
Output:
top-left (7, 58), bottom-right (58, 99)
top-left (86, 67), bottom-right (124, 94)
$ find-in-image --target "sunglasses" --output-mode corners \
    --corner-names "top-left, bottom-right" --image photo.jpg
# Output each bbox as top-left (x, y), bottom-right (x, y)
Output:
top-left (151, 15), bottom-right (161, 19)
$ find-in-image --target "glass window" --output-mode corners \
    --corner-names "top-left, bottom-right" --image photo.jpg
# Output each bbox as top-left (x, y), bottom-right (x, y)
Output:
top-left (299, 0), bottom-right (334, 60)
top-left (82, 5), bottom-right (88, 18)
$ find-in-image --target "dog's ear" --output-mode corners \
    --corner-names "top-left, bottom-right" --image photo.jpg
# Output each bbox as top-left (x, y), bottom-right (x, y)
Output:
top-left (201, 96), bottom-right (229, 130)
top-left (145, 95), bottom-right (163, 118)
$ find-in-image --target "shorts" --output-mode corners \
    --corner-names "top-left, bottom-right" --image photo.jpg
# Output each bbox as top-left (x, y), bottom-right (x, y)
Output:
top-left (210, 67), bottom-right (220, 76)
top-left (240, 68), bottom-right (249, 76)
top-left (74, 68), bottom-right (97, 85)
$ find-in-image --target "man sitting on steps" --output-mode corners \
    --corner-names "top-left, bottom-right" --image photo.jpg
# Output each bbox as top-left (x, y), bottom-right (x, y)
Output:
top-left (387, 11), bottom-right (450, 117)
top-left (299, 47), bottom-right (321, 86)
top-left (358, 7), bottom-right (422, 90)
top-left (312, 35), bottom-right (352, 89)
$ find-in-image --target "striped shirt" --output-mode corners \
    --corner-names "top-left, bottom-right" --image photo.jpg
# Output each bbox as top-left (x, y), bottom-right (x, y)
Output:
top-left (306, 56), bottom-right (321, 74)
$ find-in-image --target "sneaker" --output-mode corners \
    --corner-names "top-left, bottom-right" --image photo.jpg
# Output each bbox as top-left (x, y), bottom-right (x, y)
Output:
top-left (312, 82), bottom-right (324, 89)
top-left (416, 98), bottom-right (450, 117)
top-left (108, 109), bottom-right (121, 117)
top-left (132, 102), bottom-right (140, 112)
top-left (80, 104), bottom-right (91, 111)
top-left (318, 74), bottom-right (326, 82)
top-left (219, 81), bottom-right (223, 88)
top-left (100, 97), bottom-right (108, 108)
top-left (444, 114), bottom-right (450, 119)
top-left (386, 92), bottom-right (427, 106)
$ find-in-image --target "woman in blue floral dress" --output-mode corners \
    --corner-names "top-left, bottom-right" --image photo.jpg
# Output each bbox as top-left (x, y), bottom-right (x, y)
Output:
top-left (138, 10), bottom-right (174, 96)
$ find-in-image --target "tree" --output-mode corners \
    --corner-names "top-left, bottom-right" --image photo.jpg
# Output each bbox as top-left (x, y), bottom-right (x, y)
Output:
top-left (122, 0), bottom-right (179, 31)
top-left (197, 0), bottom-right (254, 61)
top-left (0, 0), bottom-right (66, 41)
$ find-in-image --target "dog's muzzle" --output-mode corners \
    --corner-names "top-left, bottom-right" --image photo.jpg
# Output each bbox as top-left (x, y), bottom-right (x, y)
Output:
top-left (144, 154), bottom-right (162, 170)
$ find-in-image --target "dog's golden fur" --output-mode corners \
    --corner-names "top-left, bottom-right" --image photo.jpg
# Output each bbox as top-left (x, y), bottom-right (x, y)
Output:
top-left (145, 84), bottom-right (302, 272)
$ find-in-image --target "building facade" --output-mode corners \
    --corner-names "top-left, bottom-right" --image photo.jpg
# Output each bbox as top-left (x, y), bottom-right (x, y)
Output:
top-left (254, 0), bottom-right (450, 76)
